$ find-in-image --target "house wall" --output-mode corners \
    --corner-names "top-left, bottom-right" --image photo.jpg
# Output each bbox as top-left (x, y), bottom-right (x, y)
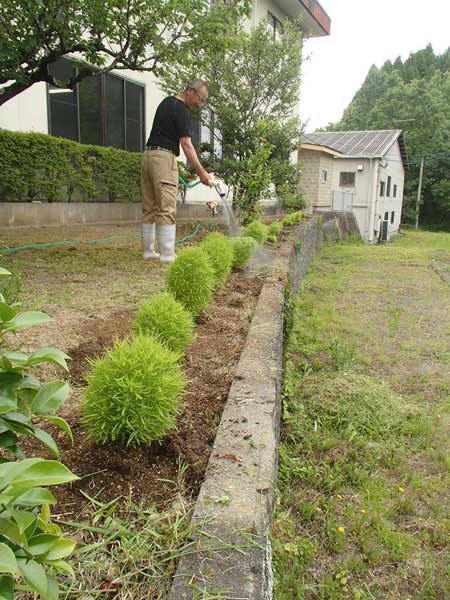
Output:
top-left (373, 141), bottom-right (405, 237)
top-left (298, 149), bottom-right (320, 212)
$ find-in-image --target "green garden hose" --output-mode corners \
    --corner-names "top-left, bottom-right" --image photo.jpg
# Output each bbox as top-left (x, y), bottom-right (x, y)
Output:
top-left (0, 222), bottom-right (215, 255)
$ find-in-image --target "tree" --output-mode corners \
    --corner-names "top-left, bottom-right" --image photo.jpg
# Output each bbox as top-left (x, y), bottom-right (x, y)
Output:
top-left (0, 0), bottom-right (249, 106)
top-left (160, 20), bottom-right (303, 221)
top-left (331, 46), bottom-right (450, 227)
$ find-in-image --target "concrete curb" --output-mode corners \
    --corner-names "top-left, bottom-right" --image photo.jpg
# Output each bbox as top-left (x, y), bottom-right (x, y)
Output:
top-left (168, 213), bottom-right (359, 599)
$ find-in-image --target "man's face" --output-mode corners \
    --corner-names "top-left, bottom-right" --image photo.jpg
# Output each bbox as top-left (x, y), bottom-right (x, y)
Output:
top-left (186, 85), bottom-right (208, 110)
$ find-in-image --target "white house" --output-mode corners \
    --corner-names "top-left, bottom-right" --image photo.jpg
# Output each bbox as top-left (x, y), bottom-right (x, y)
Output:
top-left (298, 130), bottom-right (408, 243)
top-left (0, 1), bottom-right (330, 157)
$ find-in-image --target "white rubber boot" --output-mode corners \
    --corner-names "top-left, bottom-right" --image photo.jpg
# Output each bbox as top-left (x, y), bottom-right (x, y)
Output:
top-left (158, 224), bottom-right (177, 263)
top-left (142, 223), bottom-right (159, 259)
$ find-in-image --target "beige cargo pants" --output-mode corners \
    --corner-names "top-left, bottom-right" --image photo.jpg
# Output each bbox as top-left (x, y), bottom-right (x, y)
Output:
top-left (141, 149), bottom-right (178, 225)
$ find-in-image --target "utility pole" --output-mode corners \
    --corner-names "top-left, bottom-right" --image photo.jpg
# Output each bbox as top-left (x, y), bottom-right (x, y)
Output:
top-left (415, 157), bottom-right (424, 230)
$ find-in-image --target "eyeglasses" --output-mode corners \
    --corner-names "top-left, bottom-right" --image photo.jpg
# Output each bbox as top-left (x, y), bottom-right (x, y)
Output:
top-left (192, 88), bottom-right (208, 106)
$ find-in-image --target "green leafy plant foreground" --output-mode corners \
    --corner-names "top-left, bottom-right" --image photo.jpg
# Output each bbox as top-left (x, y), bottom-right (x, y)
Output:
top-left (83, 335), bottom-right (186, 447)
top-left (0, 267), bottom-right (78, 599)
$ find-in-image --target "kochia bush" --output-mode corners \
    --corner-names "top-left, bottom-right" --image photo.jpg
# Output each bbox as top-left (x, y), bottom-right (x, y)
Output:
top-left (133, 292), bottom-right (194, 354)
top-left (241, 220), bottom-right (268, 244)
top-left (230, 236), bottom-right (258, 269)
top-left (84, 335), bottom-right (185, 446)
top-left (166, 246), bottom-right (215, 317)
top-left (200, 232), bottom-right (234, 288)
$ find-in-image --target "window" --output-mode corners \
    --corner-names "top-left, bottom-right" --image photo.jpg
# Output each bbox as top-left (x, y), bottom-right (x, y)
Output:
top-left (391, 211), bottom-right (395, 224)
top-left (393, 184), bottom-right (397, 198)
top-left (386, 175), bottom-right (392, 197)
top-left (48, 58), bottom-right (145, 152)
top-left (191, 108), bottom-right (222, 159)
top-left (380, 181), bottom-right (386, 197)
top-left (267, 11), bottom-right (284, 40)
top-left (384, 212), bottom-right (389, 221)
top-left (321, 169), bottom-right (327, 183)
top-left (339, 172), bottom-right (355, 187)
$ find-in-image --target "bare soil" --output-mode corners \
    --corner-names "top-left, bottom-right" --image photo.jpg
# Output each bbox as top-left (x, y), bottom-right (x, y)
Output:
top-left (16, 263), bottom-right (263, 516)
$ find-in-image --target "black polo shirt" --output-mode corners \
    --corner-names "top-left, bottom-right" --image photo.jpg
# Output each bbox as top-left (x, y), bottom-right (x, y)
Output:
top-left (146, 96), bottom-right (192, 156)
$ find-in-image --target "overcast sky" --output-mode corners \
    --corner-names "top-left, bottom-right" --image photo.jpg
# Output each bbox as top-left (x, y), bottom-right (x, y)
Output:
top-left (300, 0), bottom-right (450, 132)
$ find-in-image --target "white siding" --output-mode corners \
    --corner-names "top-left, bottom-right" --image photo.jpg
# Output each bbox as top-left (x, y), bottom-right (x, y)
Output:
top-left (0, 82), bottom-right (48, 133)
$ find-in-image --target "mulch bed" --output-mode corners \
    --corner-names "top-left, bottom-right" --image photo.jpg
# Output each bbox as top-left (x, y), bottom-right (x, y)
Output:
top-left (21, 272), bottom-right (264, 518)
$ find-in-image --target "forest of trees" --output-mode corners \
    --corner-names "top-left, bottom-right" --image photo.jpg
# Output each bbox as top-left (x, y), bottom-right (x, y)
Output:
top-left (330, 45), bottom-right (450, 227)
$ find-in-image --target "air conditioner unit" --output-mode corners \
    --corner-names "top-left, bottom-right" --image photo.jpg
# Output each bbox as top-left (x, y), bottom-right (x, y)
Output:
top-left (381, 220), bottom-right (390, 242)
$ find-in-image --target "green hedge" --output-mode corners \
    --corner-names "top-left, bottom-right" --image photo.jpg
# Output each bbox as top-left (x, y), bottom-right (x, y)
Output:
top-left (0, 129), bottom-right (141, 203)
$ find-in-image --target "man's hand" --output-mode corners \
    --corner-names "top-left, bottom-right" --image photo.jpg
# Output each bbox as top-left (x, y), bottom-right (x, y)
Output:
top-left (199, 171), bottom-right (213, 187)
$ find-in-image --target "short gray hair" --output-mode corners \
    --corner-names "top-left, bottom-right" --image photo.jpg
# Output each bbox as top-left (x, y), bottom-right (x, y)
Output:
top-left (185, 79), bottom-right (207, 92)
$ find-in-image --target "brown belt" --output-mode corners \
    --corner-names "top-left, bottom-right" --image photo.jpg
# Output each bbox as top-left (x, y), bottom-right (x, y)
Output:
top-left (147, 145), bottom-right (175, 155)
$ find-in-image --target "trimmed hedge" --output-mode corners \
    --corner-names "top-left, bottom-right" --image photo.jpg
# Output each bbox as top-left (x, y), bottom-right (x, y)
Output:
top-left (0, 129), bottom-right (141, 203)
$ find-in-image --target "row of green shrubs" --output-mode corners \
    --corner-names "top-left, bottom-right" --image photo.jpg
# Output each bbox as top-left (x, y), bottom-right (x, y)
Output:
top-left (82, 230), bottom-right (266, 446)
top-left (0, 129), bottom-right (141, 203)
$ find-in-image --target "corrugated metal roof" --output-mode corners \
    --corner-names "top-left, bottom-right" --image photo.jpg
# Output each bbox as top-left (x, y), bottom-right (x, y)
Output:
top-left (302, 130), bottom-right (404, 159)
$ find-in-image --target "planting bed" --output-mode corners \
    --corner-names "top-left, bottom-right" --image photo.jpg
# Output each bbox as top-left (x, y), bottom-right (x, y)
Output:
top-left (1, 224), bottom-right (264, 518)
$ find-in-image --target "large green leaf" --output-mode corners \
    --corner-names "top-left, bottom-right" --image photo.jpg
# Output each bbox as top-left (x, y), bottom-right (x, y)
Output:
top-left (0, 303), bottom-right (16, 323)
top-left (44, 416), bottom-right (73, 445)
top-left (10, 509), bottom-right (37, 535)
top-left (17, 558), bottom-right (48, 597)
top-left (0, 431), bottom-right (17, 450)
top-left (4, 460), bottom-right (78, 489)
top-left (0, 544), bottom-right (19, 575)
top-left (12, 487), bottom-right (56, 508)
top-left (0, 269), bottom-right (11, 277)
top-left (0, 459), bottom-right (49, 490)
top-left (4, 311), bottom-right (53, 333)
top-left (33, 429), bottom-right (60, 459)
top-left (28, 534), bottom-right (60, 557)
top-left (46, 538), bottom-right (77, 561)
top-left (31, 381), bottom-right (69, 415)
top-left (26, 348), bottom-right (70, 371)
top-left (0, 518), bottom-right (24, 546)
top-left (0, 352), bottom-right (29, 368)
top-left (0, 575), bottom-right (14, 600)
top-left (47, 559), bottom-right (75, 579)
top-left (0, 397), bottom-right (17, 415)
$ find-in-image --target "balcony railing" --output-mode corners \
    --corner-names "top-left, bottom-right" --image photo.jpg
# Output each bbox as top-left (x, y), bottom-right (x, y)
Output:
top-left (300, 0), bottom-right (331, 35)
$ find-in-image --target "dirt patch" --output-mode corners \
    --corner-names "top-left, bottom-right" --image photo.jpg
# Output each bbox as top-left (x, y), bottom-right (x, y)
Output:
top-left (20, 272), bottom-right (264, 517)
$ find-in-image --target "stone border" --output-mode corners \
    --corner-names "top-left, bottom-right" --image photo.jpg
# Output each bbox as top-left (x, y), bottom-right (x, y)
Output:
top-left (168, 213), bottom-right (359, 599)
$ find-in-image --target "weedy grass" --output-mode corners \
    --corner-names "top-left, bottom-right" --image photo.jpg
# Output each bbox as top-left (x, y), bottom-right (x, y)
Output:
top-left (274, 229), bottom-right (450, 599)
top-left (59, 465), bottom-right (194, 600)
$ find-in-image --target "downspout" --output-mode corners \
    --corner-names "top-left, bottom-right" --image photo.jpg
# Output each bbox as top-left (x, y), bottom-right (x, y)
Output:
top-left (365, 158), bottom-right (372, 240)
top-left (367, 158), bottom-right (379, 243)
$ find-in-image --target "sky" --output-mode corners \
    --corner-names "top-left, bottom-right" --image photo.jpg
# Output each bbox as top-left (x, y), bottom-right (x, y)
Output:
top-left (300, 0), bottom-right (450, 132)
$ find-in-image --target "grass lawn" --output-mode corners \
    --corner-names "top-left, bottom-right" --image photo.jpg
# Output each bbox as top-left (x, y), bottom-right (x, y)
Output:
top-left (274, 229), bottom-right (450, 599)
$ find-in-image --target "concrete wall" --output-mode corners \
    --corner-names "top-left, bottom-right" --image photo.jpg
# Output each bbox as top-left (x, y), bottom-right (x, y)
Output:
top-left (0, 202), bottom-right (229, 227)
top-left (168, 213), bottom-right (360, 600)
top-left (374, 141), bottom-right (405, 237)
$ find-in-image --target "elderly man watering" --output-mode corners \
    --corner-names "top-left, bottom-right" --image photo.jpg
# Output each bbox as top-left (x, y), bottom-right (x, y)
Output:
top-left (141, 79), bottom-right (214, 262)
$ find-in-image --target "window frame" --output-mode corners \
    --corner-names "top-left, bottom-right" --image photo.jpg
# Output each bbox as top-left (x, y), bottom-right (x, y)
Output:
top-left (339, 171), bottom-right (355, 187)
top-left (47, 58), bottom-right (145, 152)
top-left (380, 181), bottom-right (386, 197)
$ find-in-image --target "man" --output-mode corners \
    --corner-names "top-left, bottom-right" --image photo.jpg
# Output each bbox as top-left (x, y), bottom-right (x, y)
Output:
top-left (141, 79), bottom-right (213, 262)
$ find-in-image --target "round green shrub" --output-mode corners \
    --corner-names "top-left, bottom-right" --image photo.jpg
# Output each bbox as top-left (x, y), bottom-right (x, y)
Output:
top-left (200, 232), bottom-right (234, 288)
top-left (83, 335), bottom-right (186, 447)
top-left (230, 236), bottom-right (258, 269)
top-left (166, 246), bottom-right (215, 317)
top-left (282, 213), bottom-right (295, 227)
top-left (267, 235), bottom-right (277, 243)
top-left (241, 220), bottom-right (268, 244)
top-left (267, 221), bottom-right (283, 239)
top-left (133, 292), bottom-right (194, 353)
